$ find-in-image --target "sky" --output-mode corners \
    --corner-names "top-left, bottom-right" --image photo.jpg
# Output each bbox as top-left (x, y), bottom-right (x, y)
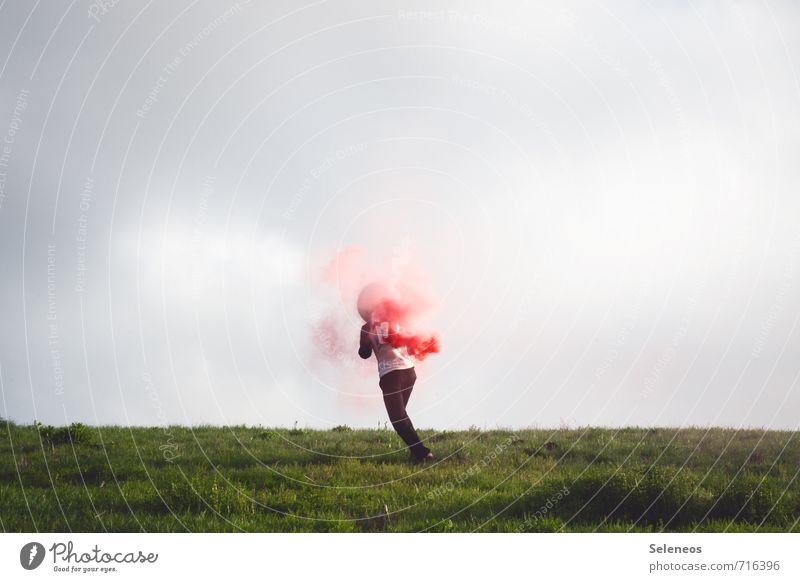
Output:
top-left (0, 0), bottom-right (799, 429)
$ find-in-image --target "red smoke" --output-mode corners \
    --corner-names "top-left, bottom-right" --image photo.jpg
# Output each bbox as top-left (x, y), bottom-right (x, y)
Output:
top-left (313, 245), bottom-right (442, 371)
top-left (370, 297), bottom-right (441, 360)
top-left (321, 245), bottom-right (367, 304)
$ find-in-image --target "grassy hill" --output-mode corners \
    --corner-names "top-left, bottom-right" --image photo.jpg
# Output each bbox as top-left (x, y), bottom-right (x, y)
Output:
top-left (1, 420), bottom-right (798, 532)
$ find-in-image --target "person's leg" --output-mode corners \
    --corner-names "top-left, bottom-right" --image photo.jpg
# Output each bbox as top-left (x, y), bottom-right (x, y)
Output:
top-left (380, 369), bottom-right (430, 459)
top-left (401, 378), bottom-right (413, 408)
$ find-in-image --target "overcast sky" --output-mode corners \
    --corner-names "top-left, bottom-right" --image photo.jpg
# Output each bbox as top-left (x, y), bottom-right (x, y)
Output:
top-left (1, 0), bottom-right (799, 429)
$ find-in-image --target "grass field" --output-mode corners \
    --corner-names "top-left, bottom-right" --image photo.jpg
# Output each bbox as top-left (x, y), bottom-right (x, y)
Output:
top-left (1, 419), bottom-right (798, 532)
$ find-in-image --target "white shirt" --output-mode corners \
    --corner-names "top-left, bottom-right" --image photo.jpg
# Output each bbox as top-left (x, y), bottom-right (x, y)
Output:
top-left (361, 321), bottom-right (414, 377)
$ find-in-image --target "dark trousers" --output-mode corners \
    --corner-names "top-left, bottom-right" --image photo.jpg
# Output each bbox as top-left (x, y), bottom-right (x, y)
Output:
top-left (379, 368), bottom-right (430, 459)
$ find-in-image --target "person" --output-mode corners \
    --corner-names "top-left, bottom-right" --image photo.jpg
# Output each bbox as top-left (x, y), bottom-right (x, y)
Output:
top-left (358, 316), bottom-right (434, 463)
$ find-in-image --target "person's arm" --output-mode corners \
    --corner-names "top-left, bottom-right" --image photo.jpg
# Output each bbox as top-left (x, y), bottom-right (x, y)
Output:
top-left (358, 323), bottom-right (372, 359)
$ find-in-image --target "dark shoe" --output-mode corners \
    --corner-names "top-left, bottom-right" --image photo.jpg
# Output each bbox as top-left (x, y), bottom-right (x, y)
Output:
top-left (411, 451), bottom-right (435, 464)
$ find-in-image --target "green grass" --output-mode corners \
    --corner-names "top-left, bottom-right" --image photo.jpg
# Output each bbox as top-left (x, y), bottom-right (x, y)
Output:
top-left (1, 421), bottom-right (798, 532)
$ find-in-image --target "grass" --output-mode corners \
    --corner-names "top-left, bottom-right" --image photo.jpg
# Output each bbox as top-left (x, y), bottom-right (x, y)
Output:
top-left (0, 421), bottom-right (798, 532)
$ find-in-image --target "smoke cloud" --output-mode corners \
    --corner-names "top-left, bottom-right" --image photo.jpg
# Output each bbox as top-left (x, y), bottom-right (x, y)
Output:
top-left (312, 245), bottom-right (441, 381)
